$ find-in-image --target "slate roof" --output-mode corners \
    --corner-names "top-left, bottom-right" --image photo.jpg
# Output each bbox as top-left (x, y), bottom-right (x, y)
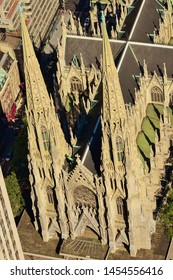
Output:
top-left (129, 0), bottom-right (163, 43)
top-left (119, 43), bottom-right (173, 104)
top-left (66, 37), bottom-right (173, 105)
top-left (65, 0), bottom-right (163, 43)
top-left (121, 0), bottom-right (144, 40)
top-left (66, 0), bottom-right (79, 13)
top-left (81, 117), bottom-right (102, 175)
top-left (65, 36), bottom-right (126, 68)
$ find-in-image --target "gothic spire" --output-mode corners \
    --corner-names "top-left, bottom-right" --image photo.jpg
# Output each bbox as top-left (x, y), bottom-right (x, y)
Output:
top-left (101, 11), bottom-right (126, 125)
top-left (19, 3), bottom-right (70, 242)
top-left (100, 11), bottom-right (126, 193)
top-left (19, 3), bottom-right (69, 164)
top-left (19, 5), bottom-right (52, 116)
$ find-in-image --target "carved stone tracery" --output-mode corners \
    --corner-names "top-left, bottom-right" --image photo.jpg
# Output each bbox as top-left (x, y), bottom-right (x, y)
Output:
top-left (73, 186), bottom-right (97, 208)
top-left (151, 86), bottom-right (164, 103)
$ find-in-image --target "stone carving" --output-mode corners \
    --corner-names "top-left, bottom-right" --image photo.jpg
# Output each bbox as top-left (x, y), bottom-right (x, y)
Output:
top-left (73, 186), bottom-right (97, 208)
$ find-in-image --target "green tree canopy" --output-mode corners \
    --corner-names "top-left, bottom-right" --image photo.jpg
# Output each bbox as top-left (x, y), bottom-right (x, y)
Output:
top-left (12, 117), bottom-right (29, 188)
top-left (159, 189), bottom-right (173, 238)
top-left (5, 172), bottom-right (25, 217)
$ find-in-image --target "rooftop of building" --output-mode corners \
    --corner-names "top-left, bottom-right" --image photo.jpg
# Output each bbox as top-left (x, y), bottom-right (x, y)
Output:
top-left (0, 49), bottom-right (14, 75)
top-left (17, 210), bottom-right (63, 260)
top-left (65, 0), bottom-right (164, 41)
top-left (65, 37), bottom-right (173, 105)
top-left (65, 36), bottom-right (125, 68)
top-left (63, 0), bottom-right (173, 105)
top-left (123, 0), bottom-right (163, 43)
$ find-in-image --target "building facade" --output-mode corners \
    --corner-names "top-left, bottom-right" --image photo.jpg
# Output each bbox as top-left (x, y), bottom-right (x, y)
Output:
top-left (0, 0), bottom-right (60, 47)
top-left (64, 0), bottom-right (133, 39)
top-left (154, 0), bottom-right (173, 45)
top-left (0, 43), bottom-right (21, 121)
top-left (0, 167), bottom-right (24, 259)
top-left (21, 1), bottom-right (173, 258)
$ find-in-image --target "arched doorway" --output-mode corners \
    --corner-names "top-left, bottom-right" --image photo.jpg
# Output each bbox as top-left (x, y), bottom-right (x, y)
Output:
top-left (80, 226), bottom-right (100, 240)
top-left (73, 185), bottom-right (100, 240)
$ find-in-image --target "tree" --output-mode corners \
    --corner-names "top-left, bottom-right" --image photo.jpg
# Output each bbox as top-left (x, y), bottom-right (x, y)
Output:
top-left (12, 117), bottom-right (29, 188)
top-left (159, 189), bottom-right (173, 238)
top-left (5, 172), bottom-right (25, 217)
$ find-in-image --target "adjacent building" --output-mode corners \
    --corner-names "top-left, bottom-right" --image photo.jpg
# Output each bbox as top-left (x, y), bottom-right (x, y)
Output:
top-left (0, 0), bottom-right (60, 47)
top-left (0, 167), bottom-right (24, 259)
top-left (0, 43), bottom-right (21, 121)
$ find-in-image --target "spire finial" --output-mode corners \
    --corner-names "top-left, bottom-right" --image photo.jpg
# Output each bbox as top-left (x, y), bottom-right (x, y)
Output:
top-left (100, 11), bottom-right (105, 23)
top-left (18, 2), bottom-right (23, 14)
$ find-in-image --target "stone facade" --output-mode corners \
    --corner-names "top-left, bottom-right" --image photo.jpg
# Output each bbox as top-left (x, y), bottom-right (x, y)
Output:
top-left (21, 3), bottom-right (173, 258)
top-left (0, 167), bottom-right (24, 259)
top-left (0, 0), bottom-right (60, 48)
top-left (57, 21), bottom-right (101, 132)
top-left (0, 42), bottom-right (21, 121)
top-left (154, 0), bottom-right (173, 45)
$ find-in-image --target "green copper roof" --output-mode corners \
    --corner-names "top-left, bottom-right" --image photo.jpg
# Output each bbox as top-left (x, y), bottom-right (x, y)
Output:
top-left (137, 103), bottom-right (173, 162)
top-left (137, 103), bottom-right (162, 159)
top-left (0, 68), bottom-right (7, 90)
top-left (18, 2), bottom-right (23, 14)
top-left (141, 117), bottom-right (155, 144)
top-left (153, 103), bottom-right (164, 115)
top-left (137, 131), bottom-right (150, 159)
top-left (146, 103), bottom-right (162, 129)
top-left (167, 107), bottom-right (173, 125)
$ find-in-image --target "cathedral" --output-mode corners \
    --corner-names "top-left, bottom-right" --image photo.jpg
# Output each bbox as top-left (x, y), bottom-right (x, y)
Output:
top-left (20, 0), bottom-right (173, 258)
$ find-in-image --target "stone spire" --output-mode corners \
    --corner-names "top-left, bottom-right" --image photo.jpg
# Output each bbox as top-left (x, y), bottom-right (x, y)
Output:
top-left (19, 4), bottom-right (70, 241)
top-left (101, 11), bottom-right (126, 126)
top-left (101, 10), bottom-right (126, 173)
top-left (20, 5), bottom-right (68, 163)
top-left (20, 6), bottom-right (51, 116)
top-left (100, 11), bottom-right (127, 252)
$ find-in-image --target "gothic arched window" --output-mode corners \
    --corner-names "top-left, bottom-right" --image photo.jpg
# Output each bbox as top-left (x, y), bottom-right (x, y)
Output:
top-left (70, 77), bottom-right (83, 92)
top-left (116, 136), bottom-right (123, 162)
top-left (41, 126), bottom-right (50, 151)
top-left (50, 127), bottom-right (56, 145)
top-left (125, 136), bottom-right (130, 155)
top-left (46, 186), bottom-right (54, 204)
top-left (116, 197), bottom-right (123, 215)
top-left (108, 137), bottom-right (114, 162)
top-left (151, 86), bottom-right (164, 103)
